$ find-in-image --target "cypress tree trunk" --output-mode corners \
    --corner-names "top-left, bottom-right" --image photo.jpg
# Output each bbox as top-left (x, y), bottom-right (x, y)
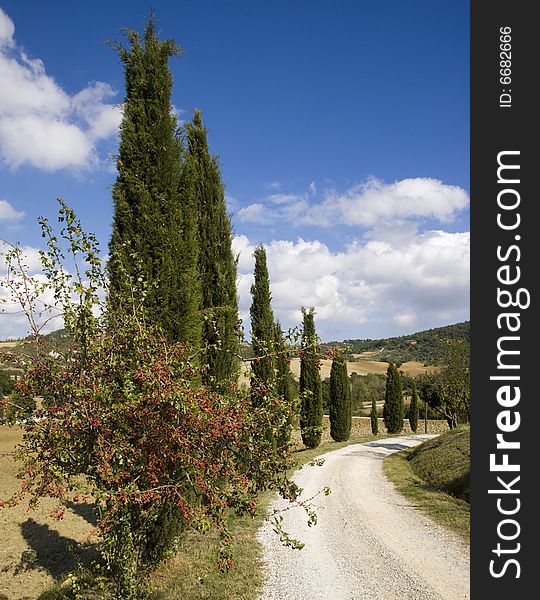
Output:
top-left (409, 382), bottom-right (419, 433)
top-left (329, 354), bottom-right (352, 442)
top-left (370, 397), bottom-right (378, 435)
top-left (299, 307), bottom-right (323, 448)
top-left (250, 245), bottom-right (274, 405)
top-left (274, 322), bottom-right (295, 447)
top-left (108, 19), bottom-right (200, 346)
top-left (383, 363), bottom-right (404, 434)
top-left (185, 110), bottom-right (239, 387)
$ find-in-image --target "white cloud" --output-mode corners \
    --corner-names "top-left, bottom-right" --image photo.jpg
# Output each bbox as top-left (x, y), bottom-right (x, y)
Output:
top-left (0, 8), bottom-right (15, 48)
top-left (0, 242), bottom-right (59, 337)
top-left (0, 8), bottom-right (122, 172)
top-left (266, 193), bottom-right (303, 205)
top-left (0, 241), bottom-right (43, 272)
top-left (233, 228), bottom-right (469, 341)
top-left (237, 203), bottom-right (274, 224)
top-left (238, 177), bottom-right (469, 229)
top-left (0, 199), bottom-right (24, 222)
top-left (0, 241), bottom-right (109, 338)
top-left (393, 309), bottom-right (418, 328)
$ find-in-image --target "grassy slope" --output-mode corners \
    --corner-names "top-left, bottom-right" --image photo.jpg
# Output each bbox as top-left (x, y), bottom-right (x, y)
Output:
top-left (383, 426), bottom-right (470, 542)
top-left (409, 426), bottom-right (470, 501)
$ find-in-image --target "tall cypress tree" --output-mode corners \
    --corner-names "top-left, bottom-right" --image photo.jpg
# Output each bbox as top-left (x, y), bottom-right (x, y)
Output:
top-left (383, 363), bottom-right (404, 434)
top-left (108, 19), bottom-right (200, 346)
top-left (250, 245), bottom-right (274, 403)
top-left (329, 354), bottom-right (352, 442)
top-left (299, 307), bottom-right (323, 448)
top-left (409, 381), bottom-right (419, 433)
top-left (185, 110), bottom-right (239, 386)
top-left (275, 321), bottom-right (294, 446)
top-left (370, 397), bottom-right (379, 435)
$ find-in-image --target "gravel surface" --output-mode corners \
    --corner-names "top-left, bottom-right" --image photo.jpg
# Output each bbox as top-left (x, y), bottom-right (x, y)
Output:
top-left (257, 435), bottom-right (470, 600)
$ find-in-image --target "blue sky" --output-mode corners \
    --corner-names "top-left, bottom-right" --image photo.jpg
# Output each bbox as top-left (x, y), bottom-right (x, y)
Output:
top-left (0, 1), bottom-right (469, 341)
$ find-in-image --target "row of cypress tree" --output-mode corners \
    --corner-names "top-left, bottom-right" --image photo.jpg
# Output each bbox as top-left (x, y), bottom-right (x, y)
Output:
top-left (249, 246), bottom-right (305, 446)
top-left (107, 18), bottom-right (328, 448)
top-left (249, 261), bottom-right (422, 446)
top-left (107, 20), bottom-right (239, 388)
top-left (106, 18), bottom-right (421, 445)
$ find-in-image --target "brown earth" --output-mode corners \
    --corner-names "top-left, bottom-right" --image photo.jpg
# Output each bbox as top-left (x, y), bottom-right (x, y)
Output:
top-left (0, 426), bottom-right (97, 600)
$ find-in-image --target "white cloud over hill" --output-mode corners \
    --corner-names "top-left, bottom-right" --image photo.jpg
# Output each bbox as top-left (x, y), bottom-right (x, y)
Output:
top-left (234, 228), bottom-right (469, 341)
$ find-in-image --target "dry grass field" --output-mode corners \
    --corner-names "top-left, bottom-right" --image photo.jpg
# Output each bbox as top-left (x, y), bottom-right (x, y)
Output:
top-left (0, 341), bottom-right (18, 349)
top-left (0, 426), bottom-right (97, 600)
top-left (239, 358), bottom-right (436, 387)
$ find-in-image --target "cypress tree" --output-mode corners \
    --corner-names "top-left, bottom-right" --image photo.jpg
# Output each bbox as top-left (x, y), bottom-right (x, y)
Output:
top-left (185, 110), bottom-right (239, 386)
top-left (249, 245), bottom-right (274, 403)
top-left (328, 354), bottom-right (352, 442)
top-left (299, 307), bottom-right (323, 448)
top-left (108, 19), bottom-right (200, 345)
top-left (409, 382), bottom-right (419, 433)
top-left (274, 321), bottom-right (295, 446)
top-left (383, 363), bottom-right (404, 434)
top-left (370, 397), bottom-right (378, 435)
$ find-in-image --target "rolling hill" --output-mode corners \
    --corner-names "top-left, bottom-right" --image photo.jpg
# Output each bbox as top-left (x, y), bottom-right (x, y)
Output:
top-left (328, 321), bottom-right (470, 365)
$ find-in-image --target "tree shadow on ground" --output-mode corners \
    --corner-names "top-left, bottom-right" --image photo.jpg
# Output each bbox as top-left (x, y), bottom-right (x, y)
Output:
top-left (362, 441), bottom-right (410, 451)
top-left (66, 501), bottom-right (98, 527)
top-left (17, 519), bottom-right (99, 579)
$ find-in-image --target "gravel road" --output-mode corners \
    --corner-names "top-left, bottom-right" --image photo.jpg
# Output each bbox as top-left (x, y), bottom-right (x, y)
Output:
top-left (257, 435), bottom-right (469, 600)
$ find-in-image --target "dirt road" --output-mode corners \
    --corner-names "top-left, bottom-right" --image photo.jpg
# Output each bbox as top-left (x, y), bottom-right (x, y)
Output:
top-left (258, 435), bottom-right (469, 600)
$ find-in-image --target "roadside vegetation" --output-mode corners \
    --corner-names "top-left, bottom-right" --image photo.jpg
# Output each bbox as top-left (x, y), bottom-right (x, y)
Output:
top-left (383, 425), bottom-right (470, 542)
top-left (33, 432), bottom-right (389, 600)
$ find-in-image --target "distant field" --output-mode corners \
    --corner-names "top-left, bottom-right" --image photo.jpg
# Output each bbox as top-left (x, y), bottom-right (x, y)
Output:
top-left (0, 341), bottom-right (18, 348)
top-left (240, 358), bottom-right (436, 386)
top-left (350, 349), bottom-right (384, 359)
top-left (289, 358), bottom-right (436, 380)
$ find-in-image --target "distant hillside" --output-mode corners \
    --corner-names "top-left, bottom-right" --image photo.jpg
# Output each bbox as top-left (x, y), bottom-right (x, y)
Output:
top-left (326, 321), bottom-right (470, 366)
top-left (2, 321), bottom-right (469, 369)
top-left (0, 328), bottom-right (73, 369)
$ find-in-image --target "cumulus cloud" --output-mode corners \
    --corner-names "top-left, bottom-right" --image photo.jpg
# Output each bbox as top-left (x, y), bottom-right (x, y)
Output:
top-left (0, 7), bottom-right (122, 171)
top-left (0, 241), bottom-right (109, 338)
top-left (238, 177), bottom-right (469, 229)
top-left (0, 8), bottom-right (15, 48)
top-left (0, 242), bottom-right (58, 337)
top-left (392, 309), bottom-right (418, 328)
top-left (0, 199), bottom-right (24, 222)
top-left (233, 229), bottom-right (469, 341)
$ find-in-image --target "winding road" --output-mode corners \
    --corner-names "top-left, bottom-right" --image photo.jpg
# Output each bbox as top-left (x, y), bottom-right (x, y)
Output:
top-left (257, 435), bottom-right (469, 600)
